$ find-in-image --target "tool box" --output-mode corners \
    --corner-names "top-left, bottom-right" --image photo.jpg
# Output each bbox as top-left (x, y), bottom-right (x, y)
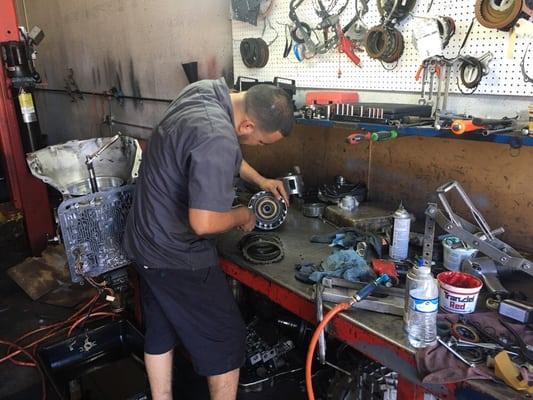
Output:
top-left (37, 320), bottom-right (148, 400)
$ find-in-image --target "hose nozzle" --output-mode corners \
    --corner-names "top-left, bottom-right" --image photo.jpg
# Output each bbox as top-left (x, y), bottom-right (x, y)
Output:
top-left (353, 274), bottom-right (391, 302)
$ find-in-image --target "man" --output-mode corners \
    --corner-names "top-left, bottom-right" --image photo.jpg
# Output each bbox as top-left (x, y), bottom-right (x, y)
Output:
top-left (123, 77), bottom-right (294, 400)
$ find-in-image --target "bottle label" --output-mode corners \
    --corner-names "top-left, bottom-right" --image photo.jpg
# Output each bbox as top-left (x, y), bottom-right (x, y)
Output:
top-left (19, 92), bottom-right (35, 114)
top-left (410, 296), bottom-right (438, 313)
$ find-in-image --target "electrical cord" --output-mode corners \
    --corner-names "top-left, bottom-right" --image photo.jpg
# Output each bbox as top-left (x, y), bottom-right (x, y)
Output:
top-left (68, 312), bottom-right (118, 337)
top-left (240, 38), bottom-right (270, 68)
top-left (0, 291), bottom-right (117, 400)
top-left (0, 339), bottom-right (46, 400)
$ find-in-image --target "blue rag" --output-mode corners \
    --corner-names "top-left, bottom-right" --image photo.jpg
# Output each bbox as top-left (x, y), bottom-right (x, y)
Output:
top-left (297, 248), bottom-right (375, 283)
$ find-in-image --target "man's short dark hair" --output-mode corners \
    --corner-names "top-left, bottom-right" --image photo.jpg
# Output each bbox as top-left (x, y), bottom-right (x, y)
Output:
top-left (244, 84), bottom-right (294, 137)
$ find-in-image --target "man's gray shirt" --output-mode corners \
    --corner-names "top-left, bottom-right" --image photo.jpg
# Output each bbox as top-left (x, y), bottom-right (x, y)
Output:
top-left (123, 78), bottom-right (243, 270)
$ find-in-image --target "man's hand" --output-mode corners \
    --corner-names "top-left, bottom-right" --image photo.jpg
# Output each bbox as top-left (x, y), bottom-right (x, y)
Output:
top-left (238, 207), bottom-right (256, 232)
top-left (259, 178), bottom-right (290, 205)
top-left (240, 161), bottom-right (290, 205)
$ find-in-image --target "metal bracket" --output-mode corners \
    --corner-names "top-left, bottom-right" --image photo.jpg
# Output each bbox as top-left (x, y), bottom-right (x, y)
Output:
top-left (422, 203), bottom-right (437, 266)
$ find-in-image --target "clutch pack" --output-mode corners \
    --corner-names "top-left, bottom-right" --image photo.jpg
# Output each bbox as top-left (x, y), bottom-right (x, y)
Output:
top-left (238, 233), bottom-right (284, 264)
top-left (248, 190), bottom-right (288, 230)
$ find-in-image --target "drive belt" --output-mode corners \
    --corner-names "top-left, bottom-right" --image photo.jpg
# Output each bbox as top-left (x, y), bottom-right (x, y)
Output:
top-left (240, 38), bottom-right (269, 68)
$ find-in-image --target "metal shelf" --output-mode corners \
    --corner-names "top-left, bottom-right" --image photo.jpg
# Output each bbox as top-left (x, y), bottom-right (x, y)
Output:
top-left (296, 118), bottom-right (533, 147)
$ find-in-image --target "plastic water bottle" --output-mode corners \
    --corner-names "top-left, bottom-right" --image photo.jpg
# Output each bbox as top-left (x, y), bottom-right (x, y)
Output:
top-left (404, 262), bottom-right (438, 348)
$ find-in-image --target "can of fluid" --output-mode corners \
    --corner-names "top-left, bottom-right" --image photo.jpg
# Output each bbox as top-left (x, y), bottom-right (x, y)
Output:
top-left (389, 203), bottom-right (410, 260)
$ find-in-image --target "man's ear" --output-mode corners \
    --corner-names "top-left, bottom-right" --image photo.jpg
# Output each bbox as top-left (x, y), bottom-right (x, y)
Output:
top-left (238, 119), bottom-right (255, 135)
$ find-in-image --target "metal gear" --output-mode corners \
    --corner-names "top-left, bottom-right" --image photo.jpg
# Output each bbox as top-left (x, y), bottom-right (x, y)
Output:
top-left (475, 0), bottom-right (524, 31)
top-left (238, 233), bottom-right (285, 264)
top-left (248, 190), bottom-right (288, 230)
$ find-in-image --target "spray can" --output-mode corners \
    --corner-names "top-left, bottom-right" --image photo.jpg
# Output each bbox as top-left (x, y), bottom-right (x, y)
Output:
top-left (389, 203), bottom-right (410, 260)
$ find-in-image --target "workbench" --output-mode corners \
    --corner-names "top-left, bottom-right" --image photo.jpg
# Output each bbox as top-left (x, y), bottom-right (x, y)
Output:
top-left (218, 210), bottom-right (523, 400)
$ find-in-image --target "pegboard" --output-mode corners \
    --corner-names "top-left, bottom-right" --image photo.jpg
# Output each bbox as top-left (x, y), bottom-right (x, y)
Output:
top-left (232, 0), bottom-right (532, 96)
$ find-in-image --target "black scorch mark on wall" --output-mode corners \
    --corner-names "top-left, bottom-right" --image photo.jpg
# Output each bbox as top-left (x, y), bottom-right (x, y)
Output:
top-left (129, 59), bottom-right (142, 109)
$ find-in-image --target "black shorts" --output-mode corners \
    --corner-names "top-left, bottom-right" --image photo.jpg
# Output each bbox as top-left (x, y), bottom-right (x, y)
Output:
top-left (136, 264), bottom-right (246, 376)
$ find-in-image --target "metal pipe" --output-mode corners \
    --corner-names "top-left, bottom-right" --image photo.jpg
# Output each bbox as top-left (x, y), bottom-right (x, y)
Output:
top-left (109, 119), bottom-right (153, 131)
top-left (33, 87), bottom-right (173, 103)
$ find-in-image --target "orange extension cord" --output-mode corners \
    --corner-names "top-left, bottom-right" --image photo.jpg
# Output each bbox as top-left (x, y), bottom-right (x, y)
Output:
top-left (0, 290), bottom-right (118, 400)
top-left (305, 300), bottom-right (355, 400)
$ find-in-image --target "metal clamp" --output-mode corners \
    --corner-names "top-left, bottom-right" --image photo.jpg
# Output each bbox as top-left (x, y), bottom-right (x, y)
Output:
top-left (521, 44), bottom-right (533, 83)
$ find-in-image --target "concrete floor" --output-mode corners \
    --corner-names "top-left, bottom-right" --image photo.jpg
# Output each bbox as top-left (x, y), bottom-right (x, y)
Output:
top-left (0, 243), bottom-right (66, 400)
top-left (0, 241), bottom-right (307, 400)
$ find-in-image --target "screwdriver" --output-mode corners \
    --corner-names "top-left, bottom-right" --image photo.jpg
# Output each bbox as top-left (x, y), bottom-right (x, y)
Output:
top-left (371, 130), bottom-right (398, 141)
top-left (346, 132), bottom-right (371, 144)
top-left (450, 119), bottom-right (485, 135)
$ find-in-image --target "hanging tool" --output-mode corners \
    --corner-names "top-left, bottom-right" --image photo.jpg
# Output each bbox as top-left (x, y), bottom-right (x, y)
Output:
top-left (521, 43), bottom-right (533, 84)
top-left (458, 52), bottom-right (493, 91)
top-left (417, 57), bottom-right (451, 111)
top-left (426, 61), bottom-right (441, 106)
top-left (337, 26), bottom-right (362, 67)
top-left (417, 59), bottom-right (430, 105)
top-left (282, 24), bottom-right (293, 58)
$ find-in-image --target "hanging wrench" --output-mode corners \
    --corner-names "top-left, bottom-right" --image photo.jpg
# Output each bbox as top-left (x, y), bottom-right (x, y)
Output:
top-left (442, 63), bottom-right (451, 111)
top-left (425, 60), bottom-right (440, 107)
top-left (417, 60), bottom-right (429, 105)
top-left (435, 61), bottom-right (444, 112)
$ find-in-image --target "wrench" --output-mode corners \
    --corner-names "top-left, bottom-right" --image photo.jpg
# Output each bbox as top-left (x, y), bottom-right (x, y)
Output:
top-left (427, 64), bottom-right (436, 106)
top-left (442, 63), bottom-right (451, 111)
top-left (437, 336), bottom-right (476, 368)
top-left (435, 62), bottom-right (443, 112)
top-left (418, 62), bottom-right (429, 105)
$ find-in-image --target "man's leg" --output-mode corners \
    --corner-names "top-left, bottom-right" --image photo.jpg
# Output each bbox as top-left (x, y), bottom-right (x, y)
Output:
top-left (145, 349), bottom-right (174, 400)
top-left (207, 368), bottom-right (240, 400)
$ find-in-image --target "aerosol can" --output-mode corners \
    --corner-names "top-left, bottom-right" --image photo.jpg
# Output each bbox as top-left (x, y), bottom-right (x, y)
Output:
top-left (389, 203), bottom-right (410, 260)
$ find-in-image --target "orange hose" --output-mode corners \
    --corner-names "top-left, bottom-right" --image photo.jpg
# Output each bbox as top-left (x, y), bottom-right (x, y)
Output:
top-left (67, 312), bottom-right (117, 337)
top-left (0, 339), bottom-right (46, 400)
top-left (305, 301), bottom-right (354, 400)
top-left (1, 293), bottom-right (108, 365)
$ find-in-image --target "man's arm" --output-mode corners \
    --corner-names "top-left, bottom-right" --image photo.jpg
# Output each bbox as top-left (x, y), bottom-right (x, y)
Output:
top-left (189, 207), bottom-right (255, 236)
top-left (240, 160), bottom-right (289, 204)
